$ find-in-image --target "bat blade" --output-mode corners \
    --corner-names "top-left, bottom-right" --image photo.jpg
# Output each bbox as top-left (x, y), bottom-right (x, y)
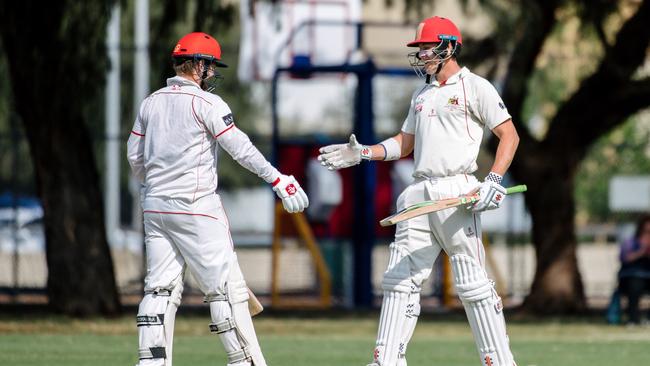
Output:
top-left (248, 288), bottom-right (264, 316)
top-left (380, 184), bottom-right (527, 227)
top-left (380, 194), bottom-right (479, 227)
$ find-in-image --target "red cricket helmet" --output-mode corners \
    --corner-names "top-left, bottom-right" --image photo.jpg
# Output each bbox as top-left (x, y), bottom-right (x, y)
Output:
top-left (172, 32), bottom-right (228, 67)
top-left (407, 16), bottom-right (462, 47)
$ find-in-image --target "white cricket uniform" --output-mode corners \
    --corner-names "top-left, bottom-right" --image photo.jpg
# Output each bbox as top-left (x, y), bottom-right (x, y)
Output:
top-left (392, 66), bottom-right (511, 283)
top-left (373, 67), bottom-right (514, 366)
top-left (127, 76), bottom-right (280, 296)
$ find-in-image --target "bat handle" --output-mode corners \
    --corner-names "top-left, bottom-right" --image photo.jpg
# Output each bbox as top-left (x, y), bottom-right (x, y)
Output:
top-left (506, 184), bottom-right (527, 194)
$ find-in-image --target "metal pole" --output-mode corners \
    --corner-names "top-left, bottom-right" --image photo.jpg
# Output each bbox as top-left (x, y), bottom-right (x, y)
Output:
top-left (271, 70), bottom-right (280, 166)
top-left (352, 59), bottom-right (377, 307)
top-left (132, 0), bottom-right (149, 233)
top-left (10, 115), bottom-right (20, 302)
top-left (105, 4), bottom-right (120, 247)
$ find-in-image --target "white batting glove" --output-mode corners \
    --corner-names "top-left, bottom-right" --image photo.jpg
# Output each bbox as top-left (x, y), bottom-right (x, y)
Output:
top-left (317, 134), bottom-right (371, 171)
top-left (471, 173), bottom-right (507, 212)
top-left (272, 175), bottom-right (309, 213)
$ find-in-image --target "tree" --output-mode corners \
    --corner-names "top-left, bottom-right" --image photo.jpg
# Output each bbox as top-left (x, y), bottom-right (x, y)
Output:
top-left (0, 1), bottom-right (120, 316)
top-left (499, 0), bottom-right (650, 313)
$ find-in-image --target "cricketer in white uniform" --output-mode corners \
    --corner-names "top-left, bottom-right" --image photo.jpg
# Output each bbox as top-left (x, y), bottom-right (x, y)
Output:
top-left (318, 17), bottom-right (520, 366)
top-left (127, 32), bottom-right (309, 366)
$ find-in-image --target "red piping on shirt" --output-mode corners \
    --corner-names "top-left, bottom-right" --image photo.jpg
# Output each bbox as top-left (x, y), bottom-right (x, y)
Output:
top-left (143, 210), bottom-right (219, 222)
top-left (154, 91), bottom-right (213, 105)
top-left (215, 124), bottom-right (235, 138)
top-left (192, 132), bottom-right (206, 203)
top-left (191, 96), bottom-right (213, 135)
top-left (131, 130), bottom-right (145, 137)
top-left (460, 78), bottom-right (475, 141)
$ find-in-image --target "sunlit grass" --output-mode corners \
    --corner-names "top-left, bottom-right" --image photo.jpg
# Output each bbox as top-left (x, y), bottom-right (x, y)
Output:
top-left (1, 313), bottom-right (648, 366)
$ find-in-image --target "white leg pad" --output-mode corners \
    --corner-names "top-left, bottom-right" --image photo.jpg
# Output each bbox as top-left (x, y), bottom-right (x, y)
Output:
top-left (163, 280), bottom-right (183, 366)
top-left (373, 243), bottom-right (422, 366)
top-left (207, 256), bottom-right (265, 366)
top-left (397, 292), bottom-right (420, 366)
top-left (374, 290), bottom-right (409, 366)
top-left (451, 254), bottom-right (514, 366)
top-left (136, 278), bottom-right (183, 366)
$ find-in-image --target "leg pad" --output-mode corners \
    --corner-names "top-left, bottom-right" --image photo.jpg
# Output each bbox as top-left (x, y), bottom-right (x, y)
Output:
top-left (451, 254), bottom-right (514, 366)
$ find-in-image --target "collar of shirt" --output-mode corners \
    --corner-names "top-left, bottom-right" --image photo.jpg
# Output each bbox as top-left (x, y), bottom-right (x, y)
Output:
top-left (430, 66), bottom-right (470, 87)
top-left (166, 75), bottom-right (201, 89)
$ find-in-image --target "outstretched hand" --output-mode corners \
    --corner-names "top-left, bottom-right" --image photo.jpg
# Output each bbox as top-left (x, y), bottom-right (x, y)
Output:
top-left (317, 134), bottom-right (366, 170)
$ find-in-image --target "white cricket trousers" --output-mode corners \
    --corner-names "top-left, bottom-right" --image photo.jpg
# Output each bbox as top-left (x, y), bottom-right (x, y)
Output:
top-left (388, 174), bottom-right (484, 289)
top-left (142, 193), bottom-right (234, 295)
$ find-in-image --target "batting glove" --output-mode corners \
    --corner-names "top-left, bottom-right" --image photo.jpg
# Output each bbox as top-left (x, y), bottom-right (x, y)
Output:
top-left (317, 134), bottom-right (371, 171)
top-left (272, 174), bottom-right (309, 213)
top-left (471, 173), bottom-right (507, 212)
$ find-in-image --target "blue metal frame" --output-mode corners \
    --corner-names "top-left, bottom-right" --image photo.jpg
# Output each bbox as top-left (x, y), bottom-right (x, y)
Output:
top-left (270, 21), bottom-right (416, 308)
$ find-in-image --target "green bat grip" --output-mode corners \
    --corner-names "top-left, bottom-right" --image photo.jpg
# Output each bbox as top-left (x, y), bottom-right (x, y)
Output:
top-left (505, 184), bottom-right (527, 194)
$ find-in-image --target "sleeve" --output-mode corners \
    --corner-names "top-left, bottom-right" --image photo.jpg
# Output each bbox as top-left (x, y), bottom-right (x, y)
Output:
top-left (199, 97), bottom-right (236, 138)
top-left (473, 77), bottom-right (512, 130)
top-left (400, 90), bottom-right (418, 134)
top-left (217, 125), bottom-right (281, 184)
top-left (126, 101), bottom-right (147, 183)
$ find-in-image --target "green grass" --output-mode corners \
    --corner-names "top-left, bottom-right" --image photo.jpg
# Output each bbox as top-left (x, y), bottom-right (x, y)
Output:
top-left (1, 314), bottom-right (649, 366)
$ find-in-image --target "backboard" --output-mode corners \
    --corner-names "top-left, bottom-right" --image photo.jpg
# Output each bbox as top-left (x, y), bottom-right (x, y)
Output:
top-left (238, 0), bottom-right (362, 82)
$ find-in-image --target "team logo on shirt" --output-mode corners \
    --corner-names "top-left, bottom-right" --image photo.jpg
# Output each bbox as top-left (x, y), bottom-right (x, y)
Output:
top-left (443, 95), bottom-right (464, 112)
top-left (222, 113), bottom-right (234, 126)
top-left (498, 101), bottom-right (506, 109)
top-left (415, 96), bottom-right (425, 113)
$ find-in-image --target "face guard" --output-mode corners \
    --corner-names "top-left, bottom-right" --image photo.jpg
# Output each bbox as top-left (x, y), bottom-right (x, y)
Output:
top-left (407, 38), bottom-right (458, 78)
top-left (193, 58), bottom-right (224, 93)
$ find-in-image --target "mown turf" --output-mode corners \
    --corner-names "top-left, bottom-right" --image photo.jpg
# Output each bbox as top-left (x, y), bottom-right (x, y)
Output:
top-left (1, 315), bottom-right (648, 366)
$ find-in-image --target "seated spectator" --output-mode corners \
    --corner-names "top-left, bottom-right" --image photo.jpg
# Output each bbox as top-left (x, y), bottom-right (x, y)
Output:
top-left (618, 214), bottom-right (650, 325)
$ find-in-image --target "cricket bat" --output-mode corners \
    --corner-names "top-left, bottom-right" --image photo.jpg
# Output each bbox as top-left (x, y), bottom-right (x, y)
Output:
top-left (380, 184), bottom-right (527, 227)
top-left (248, 287), bottom-right (264, 316)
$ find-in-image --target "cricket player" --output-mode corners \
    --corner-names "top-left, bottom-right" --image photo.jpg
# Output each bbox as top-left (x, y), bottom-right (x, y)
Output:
top-left (318, 17), bottom-right (520, 366)
top-left (127, 32), bottom-right (309, 366)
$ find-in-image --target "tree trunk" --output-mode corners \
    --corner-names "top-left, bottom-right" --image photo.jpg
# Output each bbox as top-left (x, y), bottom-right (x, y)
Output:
top-left (32, 117), bottom-right (121, 316)
top-left (0, 1), bottom-right (121, 316)
top-left (517, 156), bottom-right (586, 314)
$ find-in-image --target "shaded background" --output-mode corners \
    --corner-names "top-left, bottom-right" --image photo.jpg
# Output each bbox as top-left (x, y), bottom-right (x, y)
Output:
top-left (0, 0), bottom-right (648, 322)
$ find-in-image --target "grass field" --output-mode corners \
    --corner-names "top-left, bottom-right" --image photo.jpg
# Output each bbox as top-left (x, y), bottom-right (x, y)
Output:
top-left (1, 312), bottom-right (649, 366)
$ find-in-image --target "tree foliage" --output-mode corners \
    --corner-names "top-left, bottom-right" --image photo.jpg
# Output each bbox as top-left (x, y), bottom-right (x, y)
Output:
top-left (496, 0), bottom-right (650, 313)
top-left (0, 0), bottom-right (120, 316)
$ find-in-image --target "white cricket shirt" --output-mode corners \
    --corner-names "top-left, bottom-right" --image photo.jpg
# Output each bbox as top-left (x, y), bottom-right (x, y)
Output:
top-left (401, 67), bottom-right (511, 178)
top-left (127, 76), bottom-right (279, 206)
